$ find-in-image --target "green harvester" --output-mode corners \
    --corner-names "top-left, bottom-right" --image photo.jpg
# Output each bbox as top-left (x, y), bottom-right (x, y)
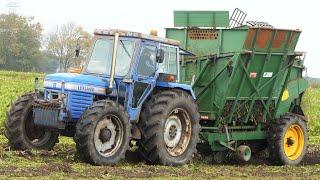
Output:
top-left (166, 10), bottom-right (308, 165)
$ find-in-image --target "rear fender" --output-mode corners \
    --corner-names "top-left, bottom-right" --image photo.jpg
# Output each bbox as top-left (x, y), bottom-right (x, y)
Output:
top-left (155, 81), bottom-right (196, 99)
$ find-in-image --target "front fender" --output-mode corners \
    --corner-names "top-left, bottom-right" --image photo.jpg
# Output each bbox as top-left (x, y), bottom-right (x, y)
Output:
top-left (156, 81), bottom-right (196, 99)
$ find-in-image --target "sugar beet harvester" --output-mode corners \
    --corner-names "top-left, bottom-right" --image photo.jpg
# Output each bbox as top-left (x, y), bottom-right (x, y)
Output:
top-left (5, 10), bottom-right (308, 166)
top-left (166, 10), bottom-right (308, 165)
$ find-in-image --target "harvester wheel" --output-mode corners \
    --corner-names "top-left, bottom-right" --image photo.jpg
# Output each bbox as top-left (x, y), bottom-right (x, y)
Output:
top-left (268, 114), bottom-right (307, 165)
top-left (236, 145), bottom-right (251, 162)
top-left (138, 89), bottom-right (200, 166)
top-left (5, 93), bottom-right (58, 150)
top-left (74, 100), bottom-right (131, 165)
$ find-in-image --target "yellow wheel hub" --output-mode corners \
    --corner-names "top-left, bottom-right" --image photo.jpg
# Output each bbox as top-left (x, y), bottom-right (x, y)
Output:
top-left (283, 124), bottom-right (304, 160)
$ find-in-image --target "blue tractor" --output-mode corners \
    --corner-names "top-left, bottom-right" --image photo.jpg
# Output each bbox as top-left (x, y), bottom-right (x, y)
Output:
top-left (5, 29), bottom-right (200, 165)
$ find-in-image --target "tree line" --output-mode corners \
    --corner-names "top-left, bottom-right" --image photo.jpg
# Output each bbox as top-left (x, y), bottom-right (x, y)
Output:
top-left (0, 13), bottom-right (93, 73)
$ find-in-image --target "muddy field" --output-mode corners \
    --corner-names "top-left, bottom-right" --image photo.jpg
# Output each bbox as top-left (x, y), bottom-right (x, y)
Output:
top-left (0, 135), bottom-right (319, 179)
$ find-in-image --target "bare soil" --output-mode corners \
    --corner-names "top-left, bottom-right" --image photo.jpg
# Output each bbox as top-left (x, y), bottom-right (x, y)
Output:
top-left (0, 135), bottom-right (319, 179)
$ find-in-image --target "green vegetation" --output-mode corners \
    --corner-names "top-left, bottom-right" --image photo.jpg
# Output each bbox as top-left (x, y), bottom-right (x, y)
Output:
top-left (0, 71), bottom-right (43, 133)
top-left (0, 70), bottom-right (319, 178)
top-left (302, 87), bottom-right (320, 136)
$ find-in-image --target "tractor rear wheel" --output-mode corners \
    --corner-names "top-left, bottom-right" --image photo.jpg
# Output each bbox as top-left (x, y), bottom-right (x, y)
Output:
top-left (138, 89), bottom-right (200, 166)
top-left (74, 100), bottom-right (131, 165)
top-left (5, 93), bottom-right (59, 150)
top-left (268, 114), bottom-right (308, 165)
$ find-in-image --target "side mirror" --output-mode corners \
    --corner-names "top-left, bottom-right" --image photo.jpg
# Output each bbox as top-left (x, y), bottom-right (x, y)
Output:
top-left (156, 49), bottom-right (165, 63)
top-left (75, 44), bottom-right (81, 57)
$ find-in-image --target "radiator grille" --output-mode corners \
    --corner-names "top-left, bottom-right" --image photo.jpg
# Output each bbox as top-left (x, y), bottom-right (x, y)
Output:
top-left (67, 91), bottom-right (93, 119)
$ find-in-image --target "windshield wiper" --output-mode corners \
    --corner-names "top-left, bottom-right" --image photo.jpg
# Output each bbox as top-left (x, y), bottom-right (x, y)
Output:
top-left (120, 40), bottom-right (132, 58)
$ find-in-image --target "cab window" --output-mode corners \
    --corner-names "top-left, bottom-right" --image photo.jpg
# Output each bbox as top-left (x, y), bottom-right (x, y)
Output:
top-left (136, 44), bottom-right (157, 77)
top-left (158, 45), bottom-right (178, 75)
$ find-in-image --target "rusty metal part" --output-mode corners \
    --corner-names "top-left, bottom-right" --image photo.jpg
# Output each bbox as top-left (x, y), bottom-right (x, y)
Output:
top-left (244, 27), bottom-right (301, 50)
top-left (256, 29), bottom-right (272, 49)
top-left (165, 108), bottom-right (192, 157)
top-left (188, 29), bottom-right (218, 40)
top-left (288, 31), bottom-right (298, 47)
top-left (33, 99), bottom-right (61, 109)
top-left (272, 30), bottom-right (286, 48)
top-left (94, 115), bottom-right (124, 157)
top-left (244, 28), bottom-right (256, 48)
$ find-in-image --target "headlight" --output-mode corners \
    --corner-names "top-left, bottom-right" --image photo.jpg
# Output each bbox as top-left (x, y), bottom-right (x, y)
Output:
top-left (44, 80), bottom-right (62, 89)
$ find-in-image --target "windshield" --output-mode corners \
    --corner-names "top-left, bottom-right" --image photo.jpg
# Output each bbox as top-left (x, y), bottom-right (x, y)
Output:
top-left (86, 37), bottom-right (135, 76)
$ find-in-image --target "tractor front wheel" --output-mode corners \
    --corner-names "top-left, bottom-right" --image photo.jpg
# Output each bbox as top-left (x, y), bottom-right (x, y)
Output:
top-left (74, 100), bottom-right (131, 165)
top-left (138, 89), bottom-right (200, 166)
top-left (5, 93), bottom-right (59, 150)
top-left (269, 114), bottom-right (308, 165)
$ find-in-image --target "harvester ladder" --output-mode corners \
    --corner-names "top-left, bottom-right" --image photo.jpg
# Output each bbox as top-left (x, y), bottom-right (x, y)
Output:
top-left (229, 8), bottom-right (247, 28)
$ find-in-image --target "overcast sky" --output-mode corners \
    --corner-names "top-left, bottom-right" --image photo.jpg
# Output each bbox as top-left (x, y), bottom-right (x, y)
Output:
top-left (0, 0), bottom-right (319, 78)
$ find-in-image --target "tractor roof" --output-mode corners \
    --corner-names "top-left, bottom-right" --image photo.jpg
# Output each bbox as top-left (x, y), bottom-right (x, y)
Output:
top-left (94, 29), bottom-right (180, 46)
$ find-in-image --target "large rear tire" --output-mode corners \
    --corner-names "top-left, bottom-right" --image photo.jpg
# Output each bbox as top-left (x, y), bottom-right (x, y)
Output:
top-left (138, 89), bottom-right (200, 166)
top-left (268, 114), bottom-right (308, 165)
top-left (5, 93), bottom-right (59, 150)
top-left (74, 100), bottom-right (131, 165)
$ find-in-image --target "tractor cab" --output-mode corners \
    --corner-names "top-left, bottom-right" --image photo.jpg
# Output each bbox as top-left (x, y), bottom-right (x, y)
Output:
top-left (84, 29), bottom-right (181, 84)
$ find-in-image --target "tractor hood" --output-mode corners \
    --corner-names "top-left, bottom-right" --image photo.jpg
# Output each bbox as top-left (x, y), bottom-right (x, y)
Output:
top-left (44, 73), bottom-right (110, 94)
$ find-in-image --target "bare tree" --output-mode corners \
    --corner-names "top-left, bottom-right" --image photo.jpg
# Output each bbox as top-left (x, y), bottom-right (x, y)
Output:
top-left (46, 23), bottom-right (92, 72)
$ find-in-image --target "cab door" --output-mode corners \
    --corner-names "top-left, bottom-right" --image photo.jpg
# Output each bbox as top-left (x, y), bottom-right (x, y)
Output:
top-left (130, 41), bottom-right (158, 118)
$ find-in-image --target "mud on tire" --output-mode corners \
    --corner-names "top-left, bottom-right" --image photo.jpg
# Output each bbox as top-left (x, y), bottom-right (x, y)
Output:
top-left (268, 114), bottom-right (308, 165)
top-left (74, 100), bottom-right (131, 165)
top-left (5, 93), bottom-right (59, 150)
top-left (138, 89), bottom-right (200, 166)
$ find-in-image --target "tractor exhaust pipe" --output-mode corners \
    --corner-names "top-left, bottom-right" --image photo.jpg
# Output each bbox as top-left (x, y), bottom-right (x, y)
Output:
top-left (109, 32), bottom-right (120, 89)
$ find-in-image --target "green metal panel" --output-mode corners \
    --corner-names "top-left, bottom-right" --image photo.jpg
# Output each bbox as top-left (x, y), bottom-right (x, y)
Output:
top-left (166, 15), bottom-right (307, 152)
top-left (203, 130), bottom-right (267, 142)
top-left (167, 27), bottom-right (302, 120)
top-left (201, 130), bottom-right (267, 151)
top-left (275, 78), bottom-right (308, 117)
top-left (166, 28), bottom-right (248, 56)
top-left (174, 11), bottom-right (229, 27)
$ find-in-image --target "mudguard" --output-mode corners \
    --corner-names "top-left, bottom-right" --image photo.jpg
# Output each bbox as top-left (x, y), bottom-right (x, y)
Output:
top-left (156, 81), bottom-right (196, 99)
